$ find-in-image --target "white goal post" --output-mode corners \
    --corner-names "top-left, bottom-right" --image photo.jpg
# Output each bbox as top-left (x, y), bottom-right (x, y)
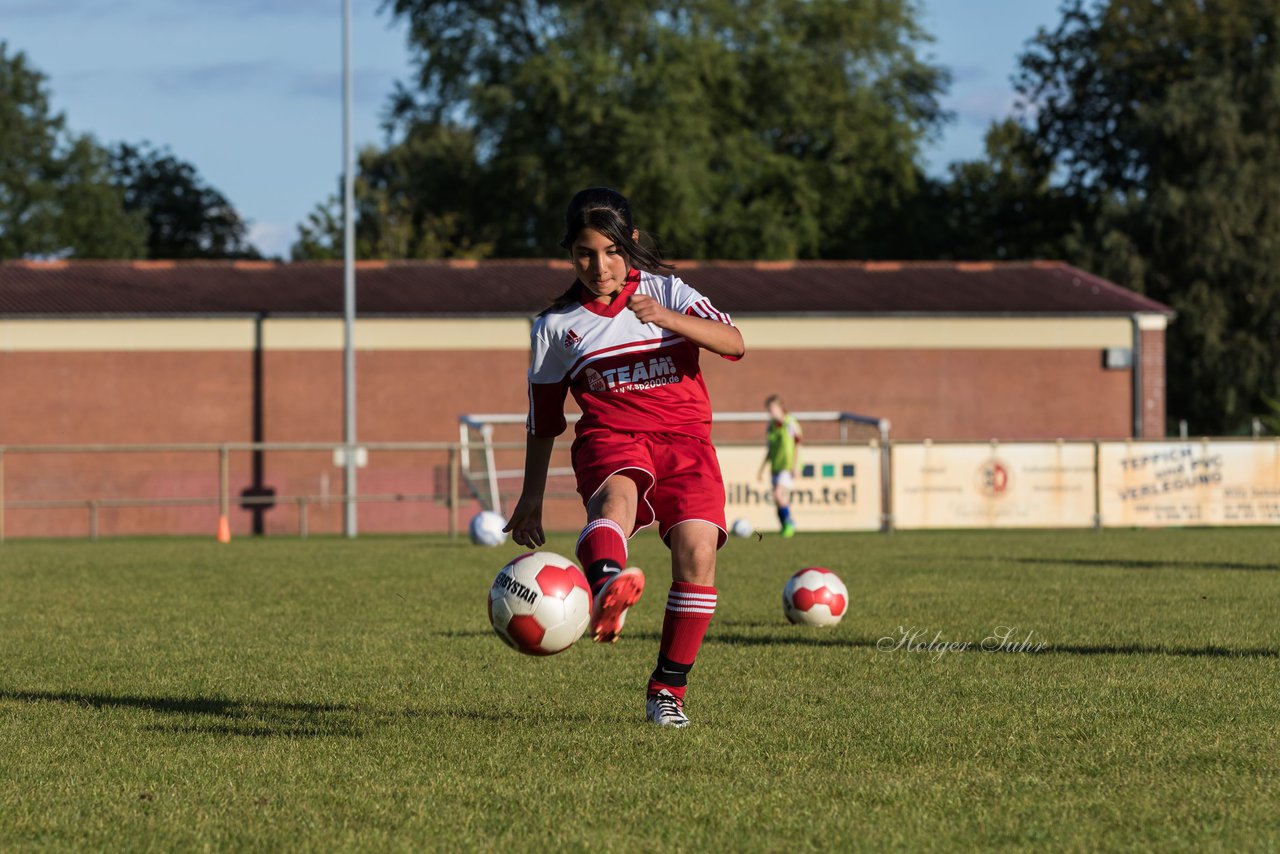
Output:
top-left (458, 411), bottom-right (890, 516)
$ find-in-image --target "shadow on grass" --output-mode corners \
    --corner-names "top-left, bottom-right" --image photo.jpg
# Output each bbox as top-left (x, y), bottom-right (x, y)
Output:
top-left (0, 690), bottom-right (365, 738)
top-left (0, 688), bottom-right (603, 732)
top-left (1008, 557), bottom-right (1279, 572)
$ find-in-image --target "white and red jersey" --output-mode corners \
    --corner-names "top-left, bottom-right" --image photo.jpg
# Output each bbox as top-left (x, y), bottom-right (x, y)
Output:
top-left (526, 267), bottom-right (740, 440)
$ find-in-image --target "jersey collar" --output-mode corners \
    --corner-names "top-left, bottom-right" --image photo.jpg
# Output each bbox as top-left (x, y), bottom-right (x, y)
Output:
top-left (579, 268), bottom-right (641, 317)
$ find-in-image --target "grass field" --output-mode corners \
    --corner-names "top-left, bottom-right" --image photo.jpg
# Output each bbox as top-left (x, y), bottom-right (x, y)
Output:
top-left (1, 528), bottom-right (1278, 851)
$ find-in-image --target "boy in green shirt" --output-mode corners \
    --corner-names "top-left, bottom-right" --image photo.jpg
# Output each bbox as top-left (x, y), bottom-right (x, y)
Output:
top-left (758, 394), bottom-right (802, 537)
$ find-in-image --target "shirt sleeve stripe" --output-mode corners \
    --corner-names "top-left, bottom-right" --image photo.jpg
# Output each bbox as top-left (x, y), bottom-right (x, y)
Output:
top-left (691, 299), bottom-right (733, 326)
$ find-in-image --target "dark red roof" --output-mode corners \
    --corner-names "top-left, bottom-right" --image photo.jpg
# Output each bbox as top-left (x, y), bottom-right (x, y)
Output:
top-left (0, 259), bottom-right (1173, 317)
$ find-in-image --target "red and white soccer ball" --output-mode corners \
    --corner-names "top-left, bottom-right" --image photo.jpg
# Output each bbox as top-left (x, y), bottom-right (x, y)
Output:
top-left (782, 567), bottom-right (849, 627)
top-left (488, 552), bottom-right (592, 655)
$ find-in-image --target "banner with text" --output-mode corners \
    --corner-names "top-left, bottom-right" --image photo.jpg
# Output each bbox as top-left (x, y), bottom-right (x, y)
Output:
top-left (892, 443), bottom-right (1096, 529)
top-left (717, 445), bottom-right (882, 532)
top-left (1098, 440), bottom-right (1280, 526)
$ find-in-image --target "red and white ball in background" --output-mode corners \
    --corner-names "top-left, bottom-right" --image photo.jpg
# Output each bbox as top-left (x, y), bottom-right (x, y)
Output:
top-left (782, 567), bottom-right (849, 627)
top-left (488, 552), bottom-right (591, 655)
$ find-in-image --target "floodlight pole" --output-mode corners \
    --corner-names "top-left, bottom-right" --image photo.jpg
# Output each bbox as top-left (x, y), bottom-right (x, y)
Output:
top-left (342, 0), bottom-right (358, 537)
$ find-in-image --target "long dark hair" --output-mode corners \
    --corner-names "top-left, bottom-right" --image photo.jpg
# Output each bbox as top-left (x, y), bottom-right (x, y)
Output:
top-left (542, 187), bottom-right (674, 315)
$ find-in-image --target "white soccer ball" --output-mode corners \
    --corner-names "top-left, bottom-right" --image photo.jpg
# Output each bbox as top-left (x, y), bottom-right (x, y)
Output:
top-left (730, 518), bottom-right (754, 538)
top-left (488, 552), bottom-right (592, 656)
top-left (782, 567), bottom-right (849, 627)
top-left (469, 510), bottom-right (507, 547)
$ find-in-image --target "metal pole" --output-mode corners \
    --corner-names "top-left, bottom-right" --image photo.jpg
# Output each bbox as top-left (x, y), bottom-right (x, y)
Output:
top-left (1092, 440), bottom-right (1102, 529)
top-left (879, 419), bottom-right (893, 534)
top-left (342, 0), bottom-right (358, 538)
top-left (482, 424), bottom-right (501, 516)
top-left (89, 500), bottom-right (99, 541)
top-left (448, 446), bottom-right (459, 540)
top-left (219, 446), bottom-right (230, 521)
top-left (1131, 315), bottom-right (1143, 438)
top-left (0, 449), bottom-right (5, 544)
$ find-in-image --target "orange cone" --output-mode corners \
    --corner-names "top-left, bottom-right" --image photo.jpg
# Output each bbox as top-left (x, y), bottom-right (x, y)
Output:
top-left (217, 515), bottom-right (232, 543)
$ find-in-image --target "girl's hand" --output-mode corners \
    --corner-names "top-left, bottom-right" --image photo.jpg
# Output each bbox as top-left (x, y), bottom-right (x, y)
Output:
top-left (504, 494), bottom-right (546, 549)
top-left (626, 293), bottom-right (675, 328)
top-left (628, 293), bottom-right (745, 358)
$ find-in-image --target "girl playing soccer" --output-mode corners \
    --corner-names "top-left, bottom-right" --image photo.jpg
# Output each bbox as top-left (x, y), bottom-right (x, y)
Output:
top-left (758, 394), bottom-right (802, 537)
top-left (504, 187), bottom-right (744, 728)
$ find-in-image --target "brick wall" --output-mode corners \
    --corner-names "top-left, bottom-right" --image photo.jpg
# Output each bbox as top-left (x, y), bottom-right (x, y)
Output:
top-left (1140, 328), bottom-right (1166, 438)
top-left (0, 343), bottom-right (1145, 537)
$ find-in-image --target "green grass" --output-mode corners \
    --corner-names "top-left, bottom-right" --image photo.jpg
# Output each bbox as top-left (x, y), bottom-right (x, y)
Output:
top-left (1, 528), bottom-right (1279, 851)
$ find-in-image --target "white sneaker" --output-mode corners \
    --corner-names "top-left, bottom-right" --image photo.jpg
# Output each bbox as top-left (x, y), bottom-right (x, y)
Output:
top-left (591, 567), bottom-right (645, 643)
top-left (645, 689), bottom-right (690, 728)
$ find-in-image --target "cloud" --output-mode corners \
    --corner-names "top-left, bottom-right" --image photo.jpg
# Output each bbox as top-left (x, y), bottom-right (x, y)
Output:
top-left (0, 0), bottom-right (129, 17)
top-left (287, 68), bottom-right (401, 106)
top-left (149, 60), bottom-right (277, 96)
top-left (60, 60), bottom-right (399, 105)
top-left (137, 61), bottom-right (398, 106)
top-left (248, 221), bottom-right (294, 260)
top-left (949, 87), bottom-right (1023, 127)
top-left (152, 0), bottom-right (386, 20)
top-left (948, 64), bottom-right (988, 85)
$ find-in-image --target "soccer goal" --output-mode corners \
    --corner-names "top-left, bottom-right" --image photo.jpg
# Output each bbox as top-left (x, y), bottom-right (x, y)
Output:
top-left (458, 411), bottom-right (889, 516)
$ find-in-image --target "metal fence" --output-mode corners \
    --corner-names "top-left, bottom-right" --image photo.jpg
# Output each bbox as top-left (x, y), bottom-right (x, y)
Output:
top-left (10, 434), bottom-right (1271, 541)
top-left (0, 441), bottom-right (481, 542)
top-left (0, 425), bottom-right (879, 541)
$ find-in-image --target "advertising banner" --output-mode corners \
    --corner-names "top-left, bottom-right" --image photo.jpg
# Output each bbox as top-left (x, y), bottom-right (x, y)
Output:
top-left (1098, 440), bottom-right (1280, 526)
top-left (892, 442), bottom-right (1096, 529)
top-left (717, 445), bottom-right (882, 532)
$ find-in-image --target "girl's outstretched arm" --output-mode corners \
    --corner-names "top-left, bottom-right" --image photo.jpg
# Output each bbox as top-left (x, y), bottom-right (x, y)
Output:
top-left (627, 293), bottom-right (745, 357)
top-left (505, 433), bottom-right (556, 548)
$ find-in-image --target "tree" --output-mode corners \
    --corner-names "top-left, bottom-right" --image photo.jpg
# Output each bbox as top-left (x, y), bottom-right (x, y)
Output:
top-left (292, 127), bottom-right (492, 261)
top-left (291, 194), bottom-right (343, 261)
top-left (0, 42), bottom-right (144, 258)
top-left (110, 142), bottom-right (261, 259)
top-left (309, 0), bottom-right (948, 260)
top-left (936, 119), bottom-right (1078, 260)
top-left (1261, 393), bottom-right (1280, 436)
top-left (1013, 0), bottom-right (1280, 434)
top-left (881, 119), bottom-right (1076, 261)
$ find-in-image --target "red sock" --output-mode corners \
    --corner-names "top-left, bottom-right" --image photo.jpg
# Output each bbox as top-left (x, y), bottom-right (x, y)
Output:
top-left (575, 519), bottom-right (628, 594)
top-left (648, 582), bottom-right (717, 701)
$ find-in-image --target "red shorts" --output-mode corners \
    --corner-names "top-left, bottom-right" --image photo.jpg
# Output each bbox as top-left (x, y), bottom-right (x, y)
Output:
top-left (572, 430), bottom-right (727, 548)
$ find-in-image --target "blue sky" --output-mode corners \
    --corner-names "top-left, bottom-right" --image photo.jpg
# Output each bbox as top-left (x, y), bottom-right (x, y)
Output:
top-left (3, 0), bottom-right (1064, 258)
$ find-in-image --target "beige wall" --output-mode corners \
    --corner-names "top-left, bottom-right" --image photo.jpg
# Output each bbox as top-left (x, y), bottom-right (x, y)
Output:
top-left (1, 315), bottom-right (1133, 353)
